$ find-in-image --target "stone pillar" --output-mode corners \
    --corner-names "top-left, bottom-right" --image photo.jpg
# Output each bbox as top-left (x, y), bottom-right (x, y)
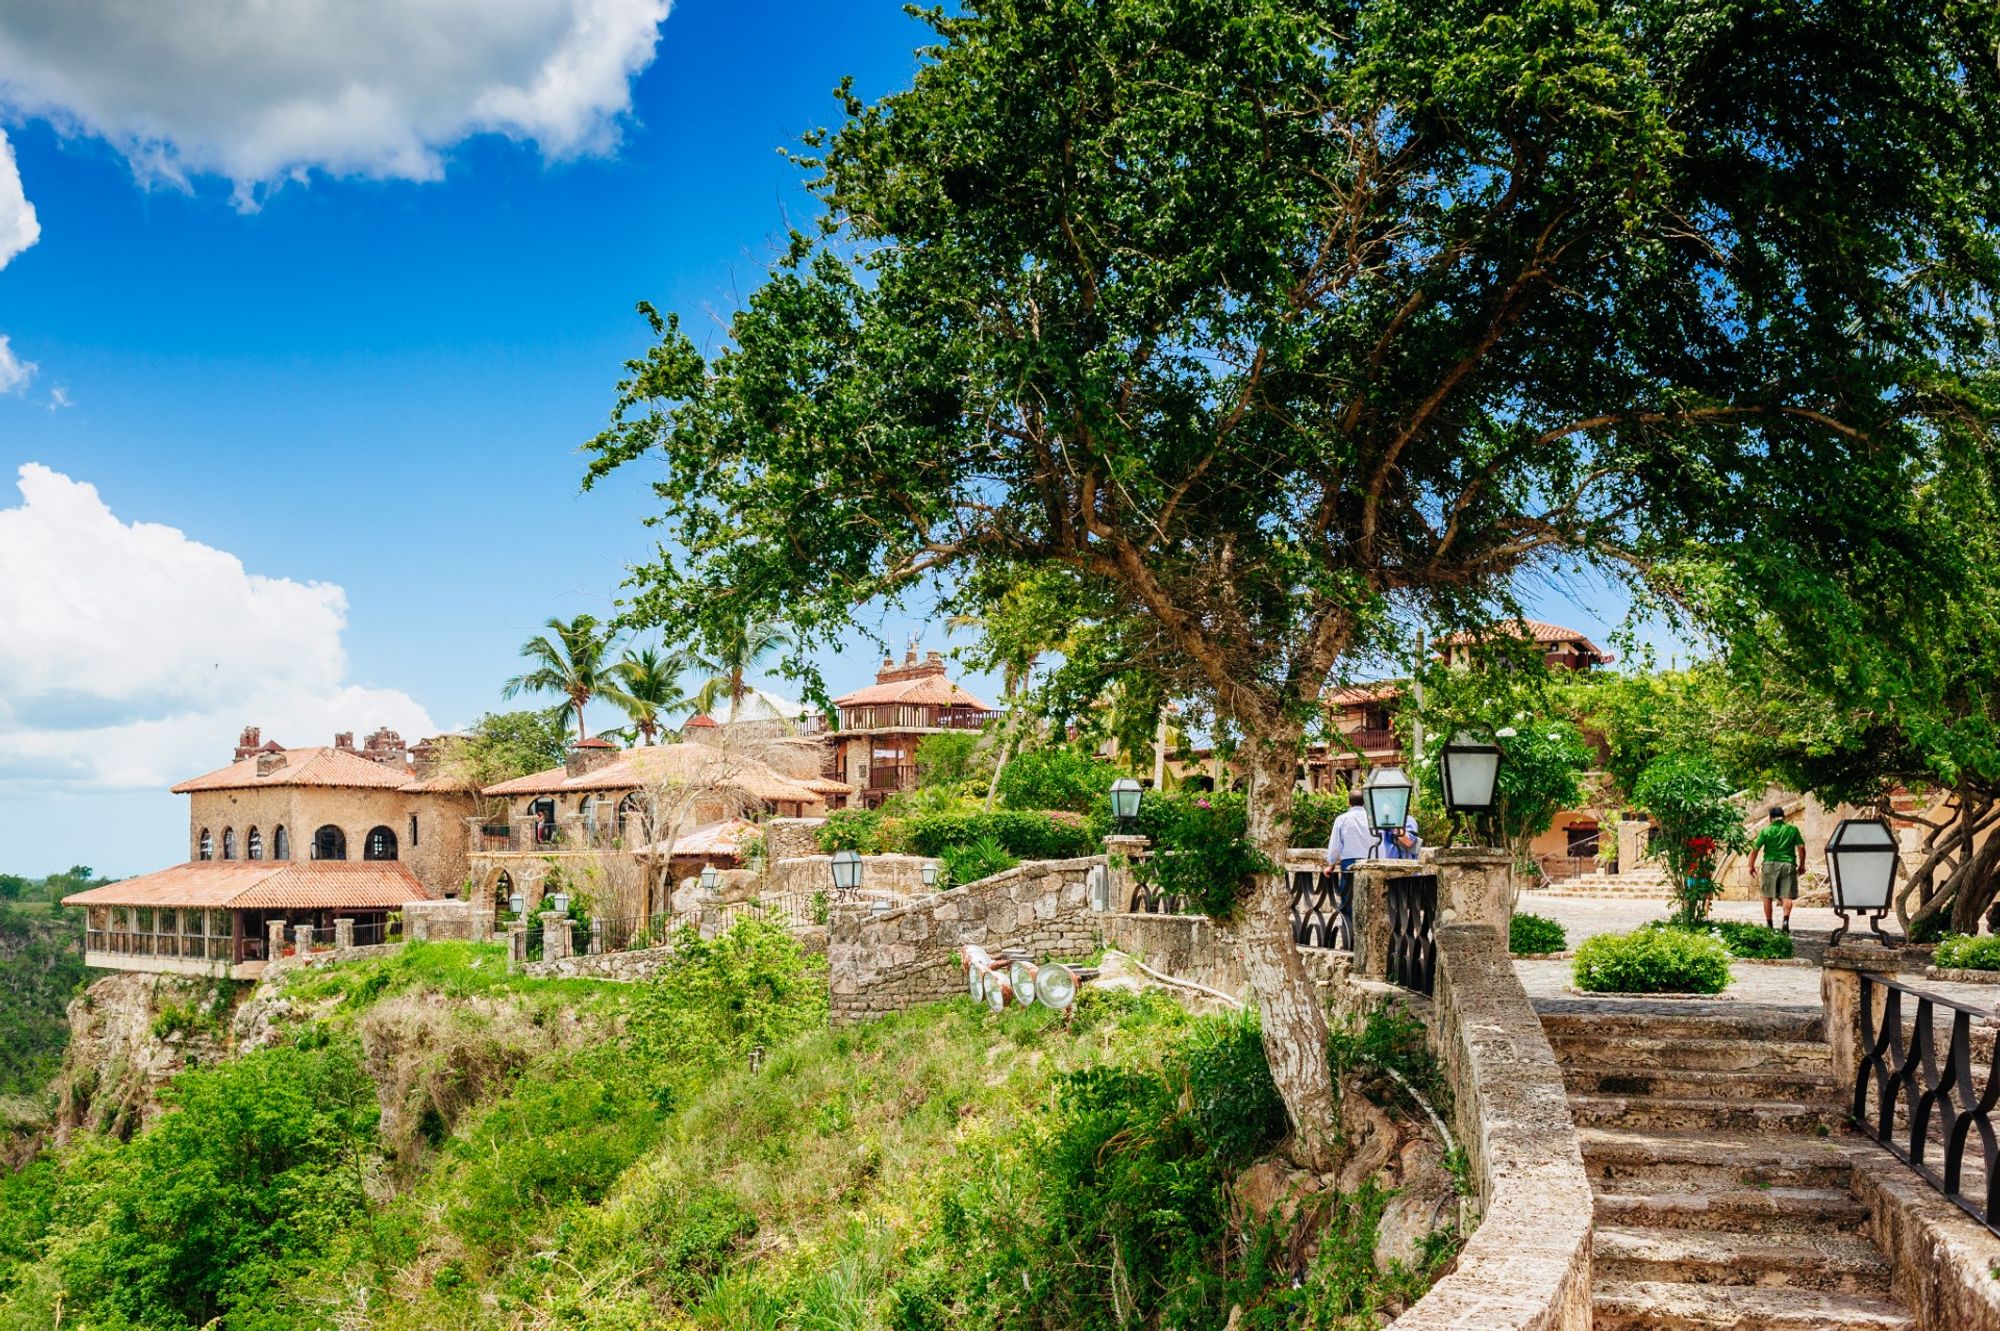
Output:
top-left (541, 911), bottom-right (571, 962)
top-left (1104, 834), bottom-right (1150, 912)
top-left (1616, 818), bottom-right (1651, 872)
top-left (333, 917), bottom-right (354, 952)
top-left (1823, 943), bottom-right (1898, 1105)
top-left (266, 919), bottom-right (286, 960)
top-left (589, 917), bottom-right (604, 956)
top-left (293, 923), bottom-right (315, 953)
top-left (1432, 847), bottom-right (1516, 933)
top-left (1349, 859), bottom-right (1403, 980)
top-left (408, 910), bottom-right (430, 944)
top-left (508, 922), bottom-right (527, 968)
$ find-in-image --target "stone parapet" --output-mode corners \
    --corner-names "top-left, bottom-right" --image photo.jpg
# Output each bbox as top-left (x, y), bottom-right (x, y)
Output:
top-left (1431, 846), bottom-right (1515, 933)
top-left (1394, 924), bottom-right (1593, 1331)
top-left (523, 943), bottom-right (678, 982)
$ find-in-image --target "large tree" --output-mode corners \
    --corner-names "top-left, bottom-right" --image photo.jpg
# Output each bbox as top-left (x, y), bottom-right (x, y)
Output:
top-left (588, 1), bottom-right (2000, 1164)
top-left (502, 614), bottom-right (629, 743)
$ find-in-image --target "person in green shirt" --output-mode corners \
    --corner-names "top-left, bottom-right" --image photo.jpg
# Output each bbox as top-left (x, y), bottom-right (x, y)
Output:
top-left (1749, 806), bottom-right (1807, 932)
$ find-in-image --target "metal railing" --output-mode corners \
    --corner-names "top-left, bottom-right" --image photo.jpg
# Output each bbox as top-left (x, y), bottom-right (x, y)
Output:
top-left (347, 917), bottom-right (401, 947)
top-left (1290, 869), bottom-right (1354, 951)
top-left (1535, 853), bottom-right (1606, 882)
top-left (1853, 974), bottom-right (2000, 1235)
top-left (1126, 874), bottom-right (1188, 914)
top-left (1386, 872), bottom-right (1438, 995)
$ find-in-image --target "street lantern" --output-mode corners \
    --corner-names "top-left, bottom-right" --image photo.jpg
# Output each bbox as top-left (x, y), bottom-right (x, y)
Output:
top-left (1363, 766), bottom-right (1414, 833)
top-left (1827, 817), bottom-right (1898, 945)
top-left (829, 847), bottom-right (864, 898)
top-left (1440, 732), bottom-right (1502, 815)
top-left (920, 861), bottom-right (940, 889)
top-left (509, 893), bottom-right (526, 916)
top-left (549, 892), bottom-right (570, 916)
top-left (1110, 777), bottom-right (1144, 831)
top-left (699, 864), bottom-right (720, 892)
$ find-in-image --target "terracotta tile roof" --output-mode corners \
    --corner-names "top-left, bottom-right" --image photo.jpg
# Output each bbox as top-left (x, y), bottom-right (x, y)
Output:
top-left (799, 776), bottom-right (855, 796)
top-left (63, 861), bottom-right (432, 910)
top-left (481, 743), bottom-right (832, 806)
top-left (172, 746), bottom-right (416, 794)
top-left (1439, 619), bottom-right (1604, 653)
top-left (1325, 682), bottom-right (1404, 706)
top-left (832, 674), bottom-right (994, 710)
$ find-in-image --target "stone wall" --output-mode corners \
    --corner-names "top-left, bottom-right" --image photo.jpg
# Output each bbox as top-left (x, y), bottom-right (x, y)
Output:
top-left (186, 784), bottom-right (475, 899)
top-left (403, 898), bottom-right (486, 943)
top-left (522, 943), bottom-right (679, 982)
top-left (1392, 924), bottom-right (1593, 1331)
top-left (760, 818), bottom-right (826, 863)
top-left (828, 857), bottom-right (1100, 1022)
top-left (759, 851), bottom-right (936, 900)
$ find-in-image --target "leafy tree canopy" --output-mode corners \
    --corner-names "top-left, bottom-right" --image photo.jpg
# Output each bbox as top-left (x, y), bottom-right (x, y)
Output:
top-left (438, 710), bottom-right (574, 792)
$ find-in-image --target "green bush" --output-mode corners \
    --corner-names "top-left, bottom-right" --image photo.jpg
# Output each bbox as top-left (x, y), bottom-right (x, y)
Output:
top-left (1643, 918), bottom-right (1793, 960)
top-left (1572, 927), bottom-right (1733, 994)
top-left (1934, 933), bottom-right (2000, 971)
top-left (995, 744), bottom-right (1120, 813)
top-left (816, 807), bottom-right (883, 852)
top-left (1290, 791), bottom-right (1344, 852)
top-left (905, 810), bottom-right (1096, 861)
top-left (1137, 795), bottom-right (1272, 919)
top-left (1509, 912), bottom-right (1567, 955)
top-left (939, 834), bottom-right (1017, 887)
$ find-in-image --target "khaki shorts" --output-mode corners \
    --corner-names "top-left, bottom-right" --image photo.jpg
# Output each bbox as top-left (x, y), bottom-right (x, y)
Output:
top-left (1761, 861), bottom-right (1799, 901)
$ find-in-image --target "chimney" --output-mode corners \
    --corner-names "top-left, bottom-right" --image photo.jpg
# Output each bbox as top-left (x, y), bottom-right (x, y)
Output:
top-left (361, 727), bottom-right (406, 767)
top-left (410, 738), bottom-right (441, 780)
top-left (565, 736), bottom-right (622, 777)
top-left (256, 751), bottom-right (288, 777)
top-left (235, 726), bottom-right (263, 760)
top-left (334, 731), bottom-right (354, 751)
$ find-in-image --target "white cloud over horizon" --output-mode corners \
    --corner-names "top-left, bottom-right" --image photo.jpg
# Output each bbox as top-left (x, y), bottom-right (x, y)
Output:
top-left (0, 0), bottom-right (673, 200)
top-left (0, 464), bottom-right (435, 795)
top-left (0, 126), bottom-right (36, 266)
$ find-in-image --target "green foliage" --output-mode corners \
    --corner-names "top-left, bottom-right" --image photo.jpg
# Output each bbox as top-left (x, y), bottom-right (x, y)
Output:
top-left (1644, 918), bottom-right (1794, 960)
top-left (630, 917), bottom-right (829, 1080)
top-left (1326, 1003), bottom-right (1450, 1120)
top-left (0, 873), bottom-right (27, 902)
top-left (1290, 792), bottom-right (1344, 853)
top-left (1934, 934), bottom-right (2000, 971)
top-left (938, 834), bottom-right (1016, 887)
top-left (502, 612), bottom-right (628, 743)
top-left (0, 901), bottom-right (92, 1096)
top-left (1509, 913), bottom-right (1568, 955)
top-left (914, 730), bottom-right (983, 787)
top-left (438, 709), bottom-right (572, 789)
top-left (1137, 793), bottom-right (1275, 919)
top-left (22, 1038), bottom-right (378, 1329)
top-left (1573, 928), bottom-right (1734, 995)
top-left (905, 809), bottom-right (1097, 860)
top-left (816, 805), bottom-right (887, 853)
top-left (995, 744), bottom-right (1120, 815)
top-left (1632, 752), bottom-right (1749, 924)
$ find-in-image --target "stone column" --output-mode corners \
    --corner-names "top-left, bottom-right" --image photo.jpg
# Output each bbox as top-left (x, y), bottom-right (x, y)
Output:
top-left (540, 910), bottom-right (571, 961)
top-left (1431, 847), bottom-right (1516, 933)
top-left (1349, 859), bottom-right (1403, 980)
top-left (1104, 834), bottom-right (1150, 912)
top-left (1823, 942), bottom-right (1898, 1106)
top-left (293, 922), bottom-right (315, 953)
top-left (266, 919), bottom-right (286, 960)
top-left (333, 918), bottom-right (355, 952)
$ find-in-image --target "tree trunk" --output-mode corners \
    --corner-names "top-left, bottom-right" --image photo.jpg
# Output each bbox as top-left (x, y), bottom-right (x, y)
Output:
top-left (1238, 729), bottom-right (1339, 1171)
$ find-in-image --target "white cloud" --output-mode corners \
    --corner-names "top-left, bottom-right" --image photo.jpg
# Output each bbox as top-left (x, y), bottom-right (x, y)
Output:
top-left (0, 464), bottom-right (434, 792)
top-left (0, 335), bottom-right (33, 394)
top-left (0, 0), bottom-right (672, 199)
top-left (0, 126), bottom-right (36, 267)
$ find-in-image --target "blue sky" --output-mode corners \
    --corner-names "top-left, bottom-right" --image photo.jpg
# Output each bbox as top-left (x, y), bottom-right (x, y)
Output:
top-left (0, 1), bottom-right (1676, 876)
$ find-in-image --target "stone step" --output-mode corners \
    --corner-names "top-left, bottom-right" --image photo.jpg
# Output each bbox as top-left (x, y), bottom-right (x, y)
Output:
top-left (1564, 1065), bottom-right (1835, 1103)
top-left (1538, 1002), bottom-right (1825, 1044)
top-left (1594, 1224), bottom-right (1894, 1294)
top-left (1579, 1127), bottom-right (1857, 1191)
top-left (1570, 1093), bottom-right (1846, 1134)
top-left (1553, 1034), bottom-right (1833, 1074)
top-left (1594, 1186), bottom-right (1870, 1235)
top-left (1593, 1280), bottom-right (1914, 1330)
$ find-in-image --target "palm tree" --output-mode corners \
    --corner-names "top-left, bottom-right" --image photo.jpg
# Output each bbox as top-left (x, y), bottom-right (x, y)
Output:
top-left (501, 614), bottom-right (629, 743)
top-left (611, 645), bottom-right (692, 746)
top-left (688, 616), bottom-right (793, 720)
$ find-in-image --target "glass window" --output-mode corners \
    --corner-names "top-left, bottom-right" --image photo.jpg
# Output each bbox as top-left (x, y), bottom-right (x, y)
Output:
top-left (273, 825), bottom-right (290, 860)
top-left (221, 827), bottom-right (237, 860)
top-left (247, 827), bottom-right (263, 860)
top-left (198, 829), bottom-right (213, 860)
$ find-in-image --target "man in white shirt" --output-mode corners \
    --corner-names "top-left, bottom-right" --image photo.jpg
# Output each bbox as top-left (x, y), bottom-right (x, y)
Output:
top-left (1380, 815), bottom-right (1421, 860)
top-left (1326, 791), bottom-right (1377, 869)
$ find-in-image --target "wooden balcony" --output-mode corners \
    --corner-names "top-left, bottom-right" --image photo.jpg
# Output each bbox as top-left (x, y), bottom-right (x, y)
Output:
top-left (865, 763), bottom-right (917, 792)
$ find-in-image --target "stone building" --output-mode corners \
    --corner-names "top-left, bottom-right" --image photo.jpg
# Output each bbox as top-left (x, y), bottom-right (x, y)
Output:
top-left (808, 649), bottom-right (999, 807)
top-left (63, 725), bottom-right (473, 977)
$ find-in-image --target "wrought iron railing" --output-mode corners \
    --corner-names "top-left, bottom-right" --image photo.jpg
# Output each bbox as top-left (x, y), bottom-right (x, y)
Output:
top-left (1386, 872), bottom-right (1438, 995)
top-left (1853, 973), bottom-right (2000, 1235)
top-left (1289, 868), bottom-right (1353, 951)
top-left (1126, 866), bottom-right (1186, 915)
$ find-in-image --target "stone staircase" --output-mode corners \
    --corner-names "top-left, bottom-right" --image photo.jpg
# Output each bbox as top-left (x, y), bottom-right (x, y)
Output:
top-left (1530, 866), bottom-right (1674, 899)
top-left (1539, 1002), bottom-right (1914, 1330)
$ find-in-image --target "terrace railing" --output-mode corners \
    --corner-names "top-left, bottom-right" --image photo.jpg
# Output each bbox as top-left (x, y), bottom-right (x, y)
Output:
top-left (1289, 868), bottom-right (1354, 952)
top-left (1386, 872), bottom-right (1438, 995)
top-left (1853, 973), bottom-right (2000, 1236)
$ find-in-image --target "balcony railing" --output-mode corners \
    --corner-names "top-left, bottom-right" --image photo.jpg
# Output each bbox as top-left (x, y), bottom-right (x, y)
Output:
top-left (866, 764), bottom-right (917, 792)
top-left (837, 706), bottom-right (1002, 733)
top-left (469, 815), bottom-right (646, 855)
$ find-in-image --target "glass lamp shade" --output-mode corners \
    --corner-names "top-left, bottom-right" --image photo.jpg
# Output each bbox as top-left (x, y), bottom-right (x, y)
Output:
top-left (1009, 958), bottom-right (1038, 1007)
top-left (1363, 766), bottom-right (1414, 831)
top-left (509, 893), bottom-right (526, 916)
top-left (920, 861), bottom-right (939, 888)
top-left (829, 847), bottom-right (864, 893)
top-left (1109, 777), bottom-right (1144, 822)
top-left (1036, 962), bottom-right (1079, 1009)
top-left (549, 892), bottom-right (570, 915)
top-left (1826, 817), bottom-right (1898, 912)
top-left (699, 864), bottom-right (720, 891)
top-left (1440, 732), bottom-right (1502, 814)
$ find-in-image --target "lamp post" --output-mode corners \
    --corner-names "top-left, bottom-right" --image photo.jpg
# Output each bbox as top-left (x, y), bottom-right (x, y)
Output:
top-left (1362, 766), bottom-right (1414, 846)
top-left (829, 847), bottom-right (864, 901)
top-left (1439, 731), bottom-right (1503, 845)
top-left (1110, 777), bottom-right (1144, 833)
top-left (1826, 816), bottom-right (1898, 945)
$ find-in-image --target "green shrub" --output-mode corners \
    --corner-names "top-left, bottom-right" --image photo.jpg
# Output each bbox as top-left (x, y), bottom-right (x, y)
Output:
top-left (816, 808), bottom-right (883, 853)
top-left (1643, 918), bottom-right (1793, 960)
top-left (1509, 912), bottom-right (1567, 955)
top-left (939, 835), bottom-right (1017, 887)
top-left (1137, 795), bottom-right (1273, 919)
top-left (1290, 791), bottom-right (1344, 851)
top-left (1573, 927), bottom-right (1733, 994)
top-left (1934, 933), bottom-right (2000, 971)
top-left (995, 744), bottom-right (1120, 813)
top-left (905, 810), bottom-right (1096, 861)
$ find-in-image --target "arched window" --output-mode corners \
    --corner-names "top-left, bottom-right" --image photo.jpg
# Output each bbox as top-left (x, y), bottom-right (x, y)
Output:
top-left (529, 798), bottom-right (557, 844)
top-left (312, 825), bottom-right (346, 861)
top-left (272, 825), bottom-right (290, 860)
top-left (221, 827), bottom-right (237, 860)
top-left (246, 827), bottom-right (263, 860)
top-left (364, 826), bottom-right (398, 861)
top-left (494, 870), bottom-right (515, 919)
top-left (197, 828), bottom-right (213, 861)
